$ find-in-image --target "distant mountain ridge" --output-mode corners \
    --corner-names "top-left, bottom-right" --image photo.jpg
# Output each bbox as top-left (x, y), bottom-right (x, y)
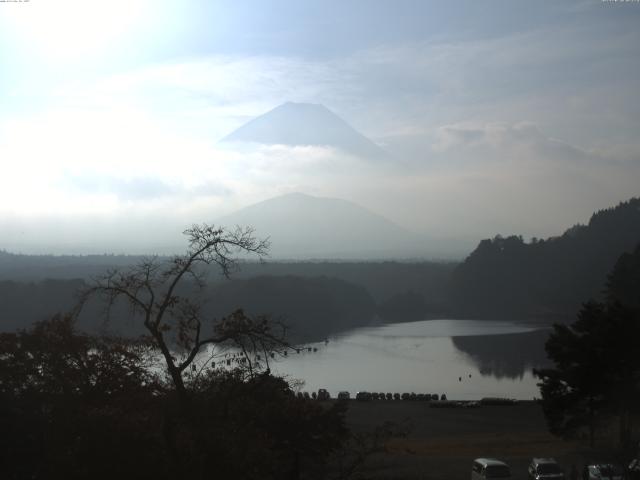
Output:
top-left (218, 192), bottom-right (427, 259)
top-left (220, 102), bottom-right (388, 159)
top-left (450, 197), bottom-right (640, 319)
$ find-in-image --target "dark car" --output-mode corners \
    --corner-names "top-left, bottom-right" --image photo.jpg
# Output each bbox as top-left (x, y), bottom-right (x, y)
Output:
top-left (583, 464), bottom-right (624, 480)
top-left (355, 391), bottom-right (372, 401)
top-left (337, 391), bottom-right (350, 401)
top-left (317, 388), bottom-right (330, 401)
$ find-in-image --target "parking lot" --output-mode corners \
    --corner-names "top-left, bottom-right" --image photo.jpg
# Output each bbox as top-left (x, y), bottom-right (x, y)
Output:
top-left (342, 400), bottom-right (596, 479)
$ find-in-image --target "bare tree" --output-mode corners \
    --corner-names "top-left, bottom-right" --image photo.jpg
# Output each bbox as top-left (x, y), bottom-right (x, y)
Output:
top-left (78, 224), bottom-right (286, 400)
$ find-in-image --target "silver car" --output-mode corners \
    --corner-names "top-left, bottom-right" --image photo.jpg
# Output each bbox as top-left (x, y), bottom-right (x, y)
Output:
top-left (472, 458), bottom-right (511, 480)
top-left (528, 458), bottom-right (565, 480)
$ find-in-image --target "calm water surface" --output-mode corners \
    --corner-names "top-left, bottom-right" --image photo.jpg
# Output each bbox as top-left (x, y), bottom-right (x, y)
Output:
top-left (268, 319), bottom-right (550, 400)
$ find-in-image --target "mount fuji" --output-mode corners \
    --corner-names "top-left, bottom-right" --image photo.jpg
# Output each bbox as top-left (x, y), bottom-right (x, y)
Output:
top-left (221, 102), bottom-right (388, 160)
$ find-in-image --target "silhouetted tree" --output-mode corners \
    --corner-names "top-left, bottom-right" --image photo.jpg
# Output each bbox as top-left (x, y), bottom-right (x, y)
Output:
top-left (76, 225), bottom-right (358, 477)
top-left (188, 371), bottom-right (349, 480)
top-left (0, 315), bottom-right (351, 480)
top-left (607, 243), bottom-right (640, 310)
top-left (78, 224), bottom-right (285, 401)
top-left (0, 315), bottom-right (165, 479)
top-left (535, 247), bottom-right (640, 448)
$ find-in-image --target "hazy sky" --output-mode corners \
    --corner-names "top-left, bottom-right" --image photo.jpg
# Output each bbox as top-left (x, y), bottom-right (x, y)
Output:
top-left (0, 0), bottom-right (639, 254)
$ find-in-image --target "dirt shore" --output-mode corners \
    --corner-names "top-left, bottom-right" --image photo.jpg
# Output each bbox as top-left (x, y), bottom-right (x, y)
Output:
top-left (342, 400), bottom-right (596, 480)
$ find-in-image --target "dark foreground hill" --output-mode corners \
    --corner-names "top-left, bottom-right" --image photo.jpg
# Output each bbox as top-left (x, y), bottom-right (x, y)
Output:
top-left (450, 197), bottom-right (640, 319)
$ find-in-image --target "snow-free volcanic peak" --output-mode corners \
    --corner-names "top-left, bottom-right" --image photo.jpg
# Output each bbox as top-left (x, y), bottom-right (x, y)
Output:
top-left (217, 192), bottom-right (425, 259)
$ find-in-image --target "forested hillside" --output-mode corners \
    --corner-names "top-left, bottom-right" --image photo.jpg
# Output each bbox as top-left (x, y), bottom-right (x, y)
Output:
top-left (203, 275), bottom-right (377, 341)
top-left (0, 275), bottom-right (377, 343)
top-left (0, 258), bottom-right (454, 336)
top-left (3, 198), bottom-right (638, 327)
top-left (0, 252), bottom-right (454, 305)
top-left (450, 198), bottom-right (640, 319)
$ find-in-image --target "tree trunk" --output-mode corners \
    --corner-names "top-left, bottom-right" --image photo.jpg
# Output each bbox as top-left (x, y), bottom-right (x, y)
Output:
top-left (288, 450), bottom-right (300, 480)
top-left (163, 398), bottom-right (183, 476)
top-left (151, 328), bottom-right (189, 405)
top-left (620, 408), bottom-right (631, 448)
top-left (589, 397), bottom-right (595, 448)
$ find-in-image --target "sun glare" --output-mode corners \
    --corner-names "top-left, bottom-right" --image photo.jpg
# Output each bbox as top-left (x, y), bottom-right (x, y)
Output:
top-left (6, 0), bottom-right (148, 62)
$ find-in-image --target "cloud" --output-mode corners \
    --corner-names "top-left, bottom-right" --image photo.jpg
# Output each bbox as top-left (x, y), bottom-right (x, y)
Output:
top-left (39, 12), bottom-right (640, 161)
top-left (64, 175), bottom-right (175, 200)
top-left (1, 3), bottom-right (639, 253)
top-left (0, 104), bottom-right (370, 218)
top-left (432, 124), bottom-right (488, 152)
top-left (63, 174), bottom-right (234, 202)
top-left (344, 20), bottom-right (640, 157)
top-left (431, 122), bottom-right (595, 164)
top-left (53, 55), bottom-right (357, 142)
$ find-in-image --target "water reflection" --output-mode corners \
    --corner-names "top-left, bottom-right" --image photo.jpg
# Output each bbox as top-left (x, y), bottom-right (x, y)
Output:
top-left (452, 329), bottom-right (551, 380)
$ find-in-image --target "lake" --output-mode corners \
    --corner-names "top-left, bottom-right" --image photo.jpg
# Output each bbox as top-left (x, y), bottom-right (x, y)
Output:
top-left (266, 319), bottom-right (551, 400)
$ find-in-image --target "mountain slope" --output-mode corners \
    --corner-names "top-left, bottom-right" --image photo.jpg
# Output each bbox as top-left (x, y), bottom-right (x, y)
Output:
top-left (218, 192), bottom-right (424, 259)
top-left (220, 102), bottom-right (388, 159)
top-left (450, 197), bottom-right (640, 319)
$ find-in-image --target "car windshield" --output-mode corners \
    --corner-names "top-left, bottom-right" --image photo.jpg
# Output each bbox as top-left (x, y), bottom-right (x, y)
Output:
top-left (486, 465), bottom-right (511, 478)
top-left (538, 464), bottom-right (563, 474)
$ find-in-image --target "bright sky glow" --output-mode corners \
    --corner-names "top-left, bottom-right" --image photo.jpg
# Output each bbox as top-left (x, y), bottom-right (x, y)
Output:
top-left (3, 0), bottom-right (149, 62)
top-left (0, 0), bottom-right (639, 254)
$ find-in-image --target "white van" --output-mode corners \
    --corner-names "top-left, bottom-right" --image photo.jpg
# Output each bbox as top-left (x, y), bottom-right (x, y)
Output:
top-left (472, 458), bottom-right (512, 480)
